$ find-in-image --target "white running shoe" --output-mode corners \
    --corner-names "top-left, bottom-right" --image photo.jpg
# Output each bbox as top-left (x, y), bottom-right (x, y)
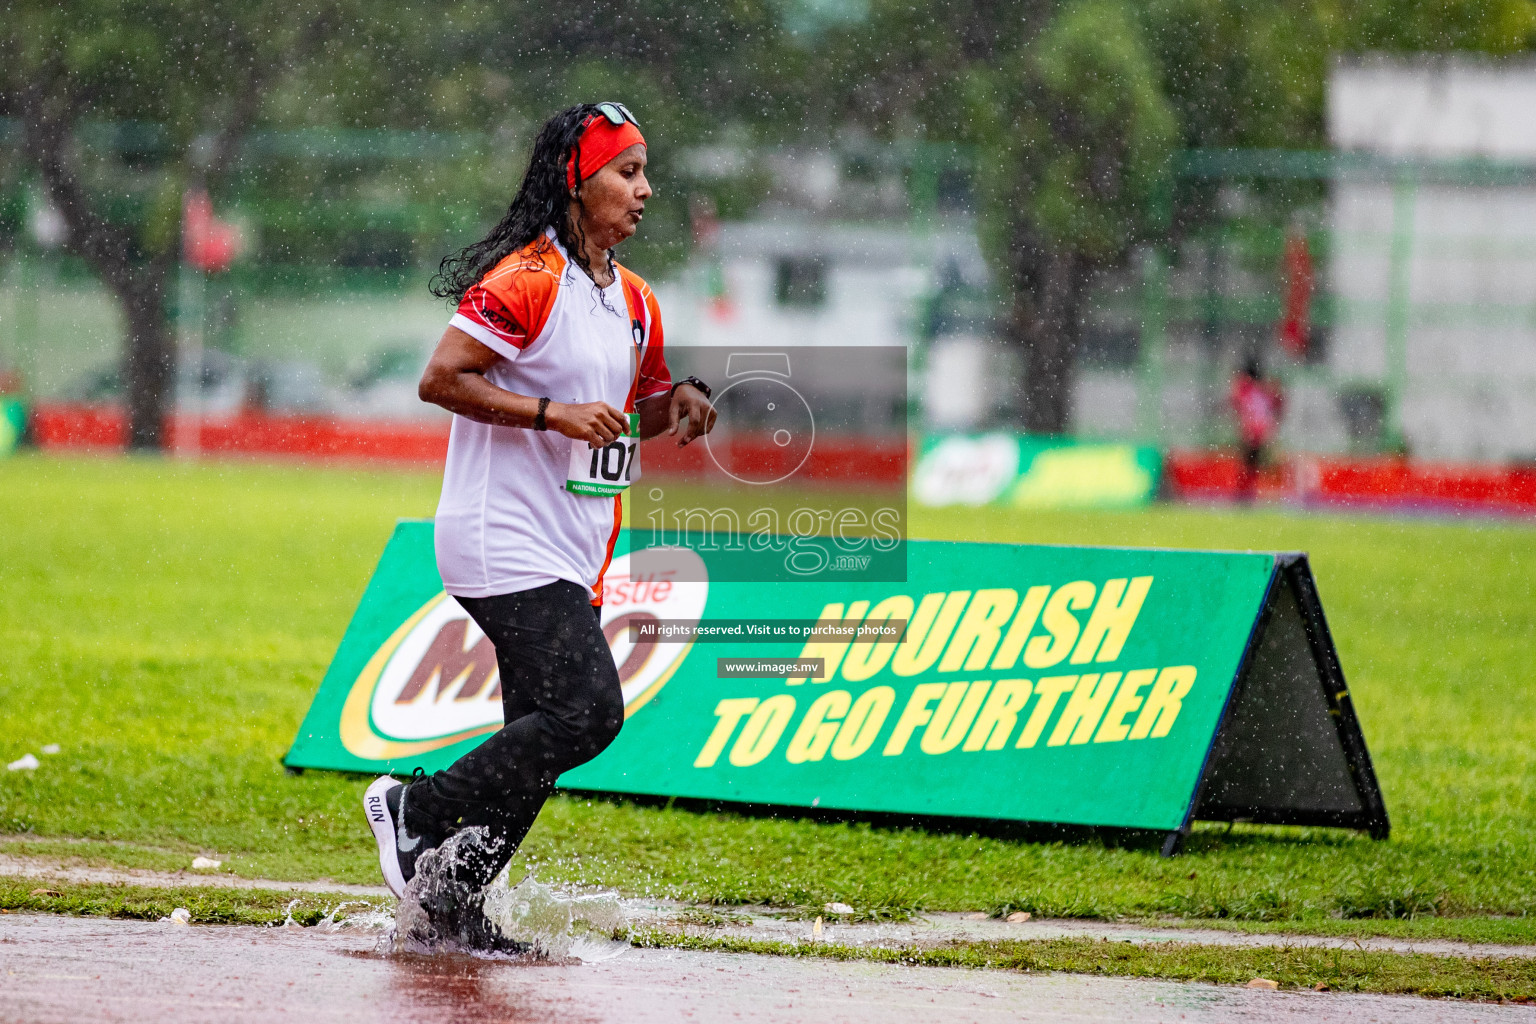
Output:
top-left (363, 775), bottom-right (430, 898)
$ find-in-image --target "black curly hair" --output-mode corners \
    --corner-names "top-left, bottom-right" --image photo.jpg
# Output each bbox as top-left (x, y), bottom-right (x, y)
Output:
top-left (429, 103), bottom-right (622, 304)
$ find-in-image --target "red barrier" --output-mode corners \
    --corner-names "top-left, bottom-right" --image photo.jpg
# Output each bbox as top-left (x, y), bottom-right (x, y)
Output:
top-left (38, 403), bottom-right (1525, 513)
top-left (1166, 450), bottom-right (1536, 515)
top-left (29, 403), bottom-right (907, 484)
top-left (31, 404), bottom-right (126, 449)
top-left (31, 404), bottom-right (451, 463)
top-left (641, 432), bottom-right (906, 485)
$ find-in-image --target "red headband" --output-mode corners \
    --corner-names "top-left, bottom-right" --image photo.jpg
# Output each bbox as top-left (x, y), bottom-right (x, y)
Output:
top-left (566, 116), bottom-right (646, 191)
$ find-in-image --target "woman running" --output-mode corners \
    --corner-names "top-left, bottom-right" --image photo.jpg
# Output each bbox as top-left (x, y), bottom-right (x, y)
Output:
top-left (362, 102), bottom-right (715, 927)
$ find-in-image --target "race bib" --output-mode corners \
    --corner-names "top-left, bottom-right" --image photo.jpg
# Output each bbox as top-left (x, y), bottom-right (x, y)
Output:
top-left (566, 413), bottom-right (641, 497)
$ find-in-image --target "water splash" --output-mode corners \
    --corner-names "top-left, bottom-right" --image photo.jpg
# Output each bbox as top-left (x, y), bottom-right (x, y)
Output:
top-left (378, 826), bottom-right (627, 962)
top-left (481, 873), bottom-right (628, 961)
top-left (314, 900), bottom-right (395, 933)
top-left (274, 898), bottom-right (393, 932)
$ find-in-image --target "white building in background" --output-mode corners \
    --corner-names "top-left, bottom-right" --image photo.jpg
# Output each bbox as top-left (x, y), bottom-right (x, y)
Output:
top-left (656, 216), bottom-right (996, 430)
top-left (658, 220), bottom-right (935, 350)
top-left (1327, 57), bottom-right (1536, 462)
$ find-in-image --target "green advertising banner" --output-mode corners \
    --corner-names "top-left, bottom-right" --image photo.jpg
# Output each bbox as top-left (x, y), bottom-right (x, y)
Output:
top-left (286, 522), bottom-right (1387, 853)
top-left (912, 434), bottom-right (1162, 509)
top-left (0, 399), bottom-right (24, 457)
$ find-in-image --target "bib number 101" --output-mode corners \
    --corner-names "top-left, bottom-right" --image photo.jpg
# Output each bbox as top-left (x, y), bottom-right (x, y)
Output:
top-left (565, 413), bottom-right (641, 497)
top-left (588, 440), bottom-right (636, 482)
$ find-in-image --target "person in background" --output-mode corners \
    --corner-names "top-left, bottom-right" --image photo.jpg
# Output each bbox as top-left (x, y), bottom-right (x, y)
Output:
top-left (1230, 357), bottom-right (1284, 503)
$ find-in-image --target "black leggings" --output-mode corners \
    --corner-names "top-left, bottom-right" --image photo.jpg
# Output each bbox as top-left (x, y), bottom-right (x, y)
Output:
top-left (401, 580), bottom-right (623, 887)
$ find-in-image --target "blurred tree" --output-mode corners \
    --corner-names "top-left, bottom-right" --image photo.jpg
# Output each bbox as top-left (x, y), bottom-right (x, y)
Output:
top-left (1343, 0), bottom-right (1536, 54)
top-left (0, 0), bottom-right (432, 449)
top-left (967, 1), bottom-right (1177, 432)
top-left (798, 0), bottom-right (1178, 430)
top-left (427, 0), bottom-right (784, 275)
top-left (1138, 0), bottom-right (1536, 235)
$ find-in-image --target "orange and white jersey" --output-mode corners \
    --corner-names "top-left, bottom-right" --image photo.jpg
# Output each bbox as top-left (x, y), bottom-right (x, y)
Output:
top-left (435, 228), bottom-right (670, 600)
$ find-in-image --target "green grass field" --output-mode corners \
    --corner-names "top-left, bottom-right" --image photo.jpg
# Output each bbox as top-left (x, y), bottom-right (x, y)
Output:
top-left (3, 454), bottom-right (1535, 944)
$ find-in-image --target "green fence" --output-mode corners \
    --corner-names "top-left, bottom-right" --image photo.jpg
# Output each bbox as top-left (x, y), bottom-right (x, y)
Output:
top-left (1108, 150), bottom-right (1536, 462)
top-left (5, 132), bottom-right (1535, 462)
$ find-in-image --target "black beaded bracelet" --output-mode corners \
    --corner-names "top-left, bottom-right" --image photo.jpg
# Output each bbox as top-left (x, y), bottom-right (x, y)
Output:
top-left (670, 376), bottom-right (712, 400)
top-left (534, 396), bottom-right (550, 431)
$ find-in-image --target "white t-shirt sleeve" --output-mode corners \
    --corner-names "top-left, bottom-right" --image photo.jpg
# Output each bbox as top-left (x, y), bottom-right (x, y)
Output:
top-left (449, 312), bottom-right (521, 362)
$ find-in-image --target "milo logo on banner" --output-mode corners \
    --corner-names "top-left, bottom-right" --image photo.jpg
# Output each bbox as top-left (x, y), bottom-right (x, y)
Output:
top-left (692, 577), bottom-right (1197, 770)
top-left (333, 549), bottom-right (707, 761)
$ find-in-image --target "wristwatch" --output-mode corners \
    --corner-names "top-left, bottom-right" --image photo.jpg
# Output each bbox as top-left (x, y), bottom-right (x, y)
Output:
top-left (670, 376), bottom-right (712, 400)
top-left (534, 396), bottom-right (550, 430)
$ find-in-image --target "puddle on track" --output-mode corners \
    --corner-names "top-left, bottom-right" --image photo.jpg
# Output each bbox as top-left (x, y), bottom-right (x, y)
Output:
top-left (378, 827), bottom-right (630, 962)
top-left (4, 913), bottom-right (1533, 1024)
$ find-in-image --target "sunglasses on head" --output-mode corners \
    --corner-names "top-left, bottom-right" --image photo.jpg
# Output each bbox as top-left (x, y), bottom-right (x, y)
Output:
top-left (592, 102), bottom-right (639, 128)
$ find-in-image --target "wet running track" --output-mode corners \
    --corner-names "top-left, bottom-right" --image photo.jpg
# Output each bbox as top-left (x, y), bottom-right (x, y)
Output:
top-left (1, 914), bottom-right (1530, 1023)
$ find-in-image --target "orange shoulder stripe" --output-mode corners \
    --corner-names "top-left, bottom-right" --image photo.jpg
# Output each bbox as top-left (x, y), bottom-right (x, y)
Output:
top-left (477, 239), bottom-right (567, 347)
